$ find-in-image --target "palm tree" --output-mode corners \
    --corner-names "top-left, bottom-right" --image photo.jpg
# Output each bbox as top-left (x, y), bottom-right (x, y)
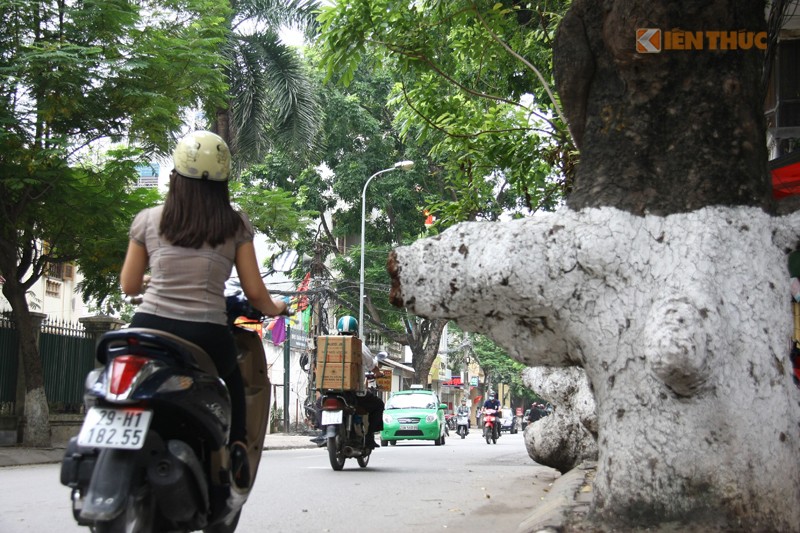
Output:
top-left (213, 0), bottom-right (322, 171)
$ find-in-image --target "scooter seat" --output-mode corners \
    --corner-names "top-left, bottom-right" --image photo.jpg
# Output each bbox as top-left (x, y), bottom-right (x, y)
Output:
top-left (97, 328), bottom-right (218, 377)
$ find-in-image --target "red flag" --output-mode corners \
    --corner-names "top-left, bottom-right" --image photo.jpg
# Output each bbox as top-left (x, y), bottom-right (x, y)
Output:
top-left (296, 272), bottom-right (311, 311)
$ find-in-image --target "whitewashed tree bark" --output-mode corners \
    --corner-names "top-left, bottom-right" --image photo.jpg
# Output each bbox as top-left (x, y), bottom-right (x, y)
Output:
top-left (522, 366), bottom-right (597, 473)
top-left (388, 206), bottom-right (800, 529)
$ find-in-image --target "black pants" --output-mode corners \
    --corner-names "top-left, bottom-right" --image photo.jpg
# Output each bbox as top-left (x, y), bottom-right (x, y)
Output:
top-left (130, 313), bottom-right (247, 443)
top-left (355, 392), bottom-right (385, 434)
top-left (319, 391), bottom-right (384, 434)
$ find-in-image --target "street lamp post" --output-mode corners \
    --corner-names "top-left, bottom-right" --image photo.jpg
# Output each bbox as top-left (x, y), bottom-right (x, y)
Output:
top-left (359, 160), bottom-right (414, 339)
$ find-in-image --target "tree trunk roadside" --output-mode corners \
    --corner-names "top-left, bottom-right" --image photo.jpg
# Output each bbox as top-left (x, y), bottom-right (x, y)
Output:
top-left (5, 285), bottom-right (51, 447)
top-left (388, 1), bottom-right (799, 529)
top-left (407, 319), bottom-right (447, 386)
top-left (389, 207), bottom-right (800, 530)
top-left (554, 0), bottom-right (772, 216)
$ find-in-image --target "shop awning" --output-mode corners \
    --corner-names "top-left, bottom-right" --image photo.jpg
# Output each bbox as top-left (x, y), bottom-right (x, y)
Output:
top-left (771, 151), bottom-right (800, 199)
top-left (380, 358), bottom-right (415, 374)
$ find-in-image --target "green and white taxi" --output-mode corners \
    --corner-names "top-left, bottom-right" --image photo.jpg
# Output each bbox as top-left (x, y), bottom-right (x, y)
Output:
top-left (380, 386), bottom-right (447, 446)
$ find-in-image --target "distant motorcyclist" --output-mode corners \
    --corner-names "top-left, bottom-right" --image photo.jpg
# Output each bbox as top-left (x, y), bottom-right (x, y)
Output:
top-left (483, 393), bottom-right (501, 411)
top-left (456, 399), bottom-right (470, 420)
top-left (338, 316), bottom-right (385, 448)
top-left (456, 398), bottom-right (470, 435)
top-left (482, 393), bottom-right (501, 439)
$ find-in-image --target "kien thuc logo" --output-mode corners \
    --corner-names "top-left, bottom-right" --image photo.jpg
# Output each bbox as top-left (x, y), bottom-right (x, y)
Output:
top-left (636, 28), bottom-right (767, 53)
top-left (636, 28), bottom-right (661, 53)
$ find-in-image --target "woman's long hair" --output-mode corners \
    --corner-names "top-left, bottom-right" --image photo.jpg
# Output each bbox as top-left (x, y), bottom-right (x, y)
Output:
top-left (160, 170), bottom-right (244, 248)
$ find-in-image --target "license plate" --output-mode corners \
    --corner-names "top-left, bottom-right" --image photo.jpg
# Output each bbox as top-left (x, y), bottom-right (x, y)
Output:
top-left (77, 407), bottom-right (152, 449)
top-left (321, 410), bottom-right (342, 425)
top-left (399, 424), bottom-right (416, 430)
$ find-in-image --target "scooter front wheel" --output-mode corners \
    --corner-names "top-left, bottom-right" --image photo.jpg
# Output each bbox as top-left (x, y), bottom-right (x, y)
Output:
top-left (204, 509), bottom-right (241, 533)
top-left (484, 427), bottom-right (491, 444)
top-left (91, 482), bottom-right (154, 533)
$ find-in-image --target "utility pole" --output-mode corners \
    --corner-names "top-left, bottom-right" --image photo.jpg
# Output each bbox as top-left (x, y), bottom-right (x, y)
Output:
top-left (283, 324), bottom-right (290, 433)
top-left (308, 243), bottom-right (323, 403)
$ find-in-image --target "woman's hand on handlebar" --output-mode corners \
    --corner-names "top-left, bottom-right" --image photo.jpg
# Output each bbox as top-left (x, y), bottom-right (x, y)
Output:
top-left (263, 297), bottom-right (293, 317)
top-left (280, 299), bottom-right (295, 317)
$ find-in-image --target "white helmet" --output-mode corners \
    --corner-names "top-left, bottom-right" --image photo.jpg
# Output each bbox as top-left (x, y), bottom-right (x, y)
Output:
top-left (172, 130), bottom-right (231, 181)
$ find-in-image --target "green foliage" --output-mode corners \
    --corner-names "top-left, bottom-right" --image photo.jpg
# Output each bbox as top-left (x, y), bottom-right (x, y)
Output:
top-left (232, 167), bottom-right (317, 246)
top-left (0, 0), bottom-right (232, 307)
top-left (76, 150), bottom-right (163, 309)
top-left (215, 0), bottom-right (323, 170)
top-left (306, 50), bottom-right (429, 330)
top-left (317, 0), bottom-right (575, 228)
top-left (448, 324), bottom-right (541, 404)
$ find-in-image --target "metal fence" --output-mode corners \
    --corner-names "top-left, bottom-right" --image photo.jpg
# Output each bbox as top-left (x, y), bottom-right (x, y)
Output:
top-left (0, 316), bottom-right (95, 415)
top-left (0, 315), bottom-right (19, 416)
top-left (40, 320), bottom-right (95, 412)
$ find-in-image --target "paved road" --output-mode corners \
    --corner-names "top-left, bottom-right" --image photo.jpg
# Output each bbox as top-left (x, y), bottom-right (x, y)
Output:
top-left (0, 432), bottom-right (563, 532)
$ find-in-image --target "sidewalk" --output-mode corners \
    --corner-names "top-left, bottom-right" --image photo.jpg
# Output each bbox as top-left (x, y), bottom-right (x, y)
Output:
top-left (0, 432), bottom-right (319, 468)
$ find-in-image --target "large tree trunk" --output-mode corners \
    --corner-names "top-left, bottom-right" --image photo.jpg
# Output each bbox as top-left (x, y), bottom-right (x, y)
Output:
top-left (389, 208), bottom-right (800, 529)
top-left (389, 1), bottom-right (798, 529)
top-left (406, 319), bottom-right (447, 385)
top-left (555, 0), bottom-right (772, 215)
top-left (3, 282), bottom-right (50, 447)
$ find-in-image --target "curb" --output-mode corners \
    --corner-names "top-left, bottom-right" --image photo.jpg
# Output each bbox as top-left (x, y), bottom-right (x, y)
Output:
top-left (517, 461), bottom-right (596, 533)
top-left (0, 437), bottom-right (320, 467)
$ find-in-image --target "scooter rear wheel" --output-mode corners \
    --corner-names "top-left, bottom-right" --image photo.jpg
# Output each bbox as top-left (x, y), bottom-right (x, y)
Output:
top-left (327, 436), bottom-right (346, 471)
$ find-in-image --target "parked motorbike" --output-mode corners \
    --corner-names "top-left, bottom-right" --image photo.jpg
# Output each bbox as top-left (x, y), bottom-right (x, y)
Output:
top-left (482, 408), bottom-right (499, 444)
top-left (456, 413), bottom-right (469, 439)
top-left (445, 414), bottom-right (457, 432)
top-left (59, 248), bottom-right (297, 533)
top-left (320, 392), bottom-right (373, 470)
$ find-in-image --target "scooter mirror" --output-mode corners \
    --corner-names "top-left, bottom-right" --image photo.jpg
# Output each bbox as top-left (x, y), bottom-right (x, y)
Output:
top-left (272, 249), bottom-right (299, 273)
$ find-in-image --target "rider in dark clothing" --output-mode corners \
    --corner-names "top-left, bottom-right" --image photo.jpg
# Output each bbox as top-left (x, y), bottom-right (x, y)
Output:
top-left (482, 393), bottom-right (501, 439)
top-left (310, 316), bottom-right (385, 449)
top-left (483, 394), bottom-right (501, 411)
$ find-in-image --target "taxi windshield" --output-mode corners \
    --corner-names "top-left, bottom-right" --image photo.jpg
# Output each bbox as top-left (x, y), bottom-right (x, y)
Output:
top-left (386, 393), bottom-right (438, 410)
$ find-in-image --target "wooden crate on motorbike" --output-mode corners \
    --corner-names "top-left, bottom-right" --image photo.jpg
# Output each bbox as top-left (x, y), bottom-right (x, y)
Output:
top-left (316, 361), bottom-right (363, 390)
top-left (316, 335), bottom-right (362, 362)
top-left (316, 336), bottom-right (363, 390)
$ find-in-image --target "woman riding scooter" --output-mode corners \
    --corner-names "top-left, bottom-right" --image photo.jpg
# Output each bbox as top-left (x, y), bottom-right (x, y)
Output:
top-left (120, 130), bottom-right (289, 488)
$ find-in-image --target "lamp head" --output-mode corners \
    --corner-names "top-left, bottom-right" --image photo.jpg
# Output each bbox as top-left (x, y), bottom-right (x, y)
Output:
top-left (394, 160), bottom-right (414, 171)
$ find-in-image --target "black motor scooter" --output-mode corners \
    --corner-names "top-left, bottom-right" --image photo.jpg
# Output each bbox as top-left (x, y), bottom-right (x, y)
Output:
top-left (60, 275), bottom-right (289, 532)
